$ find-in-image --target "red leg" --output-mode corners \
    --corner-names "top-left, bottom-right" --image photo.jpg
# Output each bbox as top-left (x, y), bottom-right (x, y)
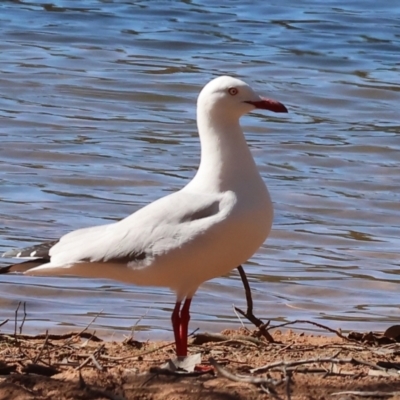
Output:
top-left (171, 298), bottom-right (192, 357)
top-left (179, 298), bottom-right (192, 357)
top-left (171, 301), bottom-right (182, 356)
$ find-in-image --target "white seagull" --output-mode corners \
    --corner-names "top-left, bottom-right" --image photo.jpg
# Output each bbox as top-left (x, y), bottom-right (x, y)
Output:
top-left (1, 76), bottom-right (287, 357)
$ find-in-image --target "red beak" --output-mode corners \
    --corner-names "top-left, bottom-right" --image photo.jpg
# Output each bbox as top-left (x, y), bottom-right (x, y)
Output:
top-left (245, 97), bottom-right (288, 113)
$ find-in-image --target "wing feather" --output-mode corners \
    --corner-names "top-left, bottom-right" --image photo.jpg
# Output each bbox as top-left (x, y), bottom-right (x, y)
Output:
top-left (1, 190), bottom-right (234, 275)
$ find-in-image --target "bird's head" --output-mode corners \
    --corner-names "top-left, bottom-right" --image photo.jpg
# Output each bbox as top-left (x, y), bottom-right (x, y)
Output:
top-left (197, 76), bottom-right (288, 119)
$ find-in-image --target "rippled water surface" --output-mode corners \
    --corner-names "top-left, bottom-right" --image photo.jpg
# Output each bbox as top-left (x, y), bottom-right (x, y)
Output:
top-left (0, 1), bottom-right (399, 338)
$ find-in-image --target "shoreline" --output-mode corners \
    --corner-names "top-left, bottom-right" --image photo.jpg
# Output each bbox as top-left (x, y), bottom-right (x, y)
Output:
top-left (1, 324), bottom-right (399, 400)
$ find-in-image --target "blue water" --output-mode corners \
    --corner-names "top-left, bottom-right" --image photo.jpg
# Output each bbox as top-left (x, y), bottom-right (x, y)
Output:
top-left (0, 1), bottom-right (399, 339)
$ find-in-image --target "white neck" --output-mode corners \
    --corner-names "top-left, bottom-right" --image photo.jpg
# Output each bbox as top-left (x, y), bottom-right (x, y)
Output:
top-left (187, 108), bottom-right (263, 193)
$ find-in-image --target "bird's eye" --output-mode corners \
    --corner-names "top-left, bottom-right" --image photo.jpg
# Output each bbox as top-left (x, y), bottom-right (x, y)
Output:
top-left (228, 87), bottom-right (238, 96)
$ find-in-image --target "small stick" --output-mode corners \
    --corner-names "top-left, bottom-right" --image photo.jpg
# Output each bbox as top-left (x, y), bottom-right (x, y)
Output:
top-left (260, 384), bottom-right (284, 400)
top-left (0, 331), bottom-right (102, 344)
top-left (209, 357), bottom-right (284, 386)
top-left (76, 344), bottom-right (105, 371)
top-left (251, 355), bottom-right (387, 374)
top-left (14, 301), bottom-right (21, 338)
top-left (0, 319), bottom-right (9, 328)
top-left (193, 332), bottom-right (263, 346)
top-left (33, 330), bottom-right (49, 364)
top-left (232, 306), bottom-right (246, 329)
top-left (284, 368), bottom-right (292, 400)
top-left (101, 341), bottom-right (175, 361)
top-left (65, 310), bottom-right (103, 345)
top-left (89, 354), bottom-right (103, 371)
top-left (127, 309), bottom-right (149, 341)
top-left (104, 328), bottom-right (200, 362)
top-left (266, 319), bottom-right (358, 343)
top-left (331, 391), bottom-right (400, 398)
top-left (19, 302), bottom-right (27, 334)
top-left (237, 265), bottom-right (254, 312)
top-left (235, 265), bottom-right (274, 342)
top-left (74, 310), bottom-right (103, 339)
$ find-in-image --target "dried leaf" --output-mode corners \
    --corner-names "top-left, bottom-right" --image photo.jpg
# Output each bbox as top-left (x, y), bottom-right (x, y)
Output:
top-left (368, 369), bottom-right (400, 377)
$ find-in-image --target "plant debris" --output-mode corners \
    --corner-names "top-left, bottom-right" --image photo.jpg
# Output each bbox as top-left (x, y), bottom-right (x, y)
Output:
top-left (1, 268), bottom-right (399, 399)
top-left (0, 321), bottom-right (400, 399)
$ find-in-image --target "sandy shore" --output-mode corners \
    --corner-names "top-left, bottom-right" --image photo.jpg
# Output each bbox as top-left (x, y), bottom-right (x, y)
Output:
top-left (1, 322), bottom-right (400, 400)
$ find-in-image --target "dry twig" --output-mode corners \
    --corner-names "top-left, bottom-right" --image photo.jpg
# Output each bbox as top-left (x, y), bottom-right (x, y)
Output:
top-left (76, 344), bottom-right (105, 371)
top-left (19, 302), bottom-right (27, 334)
top-left (65, 309), bottom-right (104, 345)
top-left (331, 391), bottom-right (400, 398)
top-left (210, 352), bottom-right (391, 400)
top-left (209, 357), bottom-right (284, 387)
top-left (0, 331), bottom-right (102, 342)
top-left (33, 330), bottom-right (49, 364)
top-left (14, 301), bottom-right (21, 339)
top-left (0, 319), bottom-right (9, 328)
top-left (251, 354), bottom-right (386, 374)
top-left (235, 265), bottom-right (274, 342)
top-left (266, 319), bottom-right (358, 343)
top-left (284, 369), bottom-right (292, 400)
top-left (193, 332), bottom-right (263, 346)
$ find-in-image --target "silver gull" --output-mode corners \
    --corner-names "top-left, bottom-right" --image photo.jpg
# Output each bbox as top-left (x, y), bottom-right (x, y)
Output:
top-left (1, 75), bottom-right (288, 356)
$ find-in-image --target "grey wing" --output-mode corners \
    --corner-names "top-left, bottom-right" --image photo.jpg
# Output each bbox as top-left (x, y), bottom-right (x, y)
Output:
top-left (1, 240), bottom-right (58, 273)
top-left (1, 190), bottom-right (233, 276)
top-left (3, 240), bottom-right (59, 260)
top-left (28, 190), bottom-right (230, 270)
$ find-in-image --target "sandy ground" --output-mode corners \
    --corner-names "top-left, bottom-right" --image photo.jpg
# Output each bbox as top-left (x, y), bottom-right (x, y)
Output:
top-left (1, 322), bottom-right (400, 400)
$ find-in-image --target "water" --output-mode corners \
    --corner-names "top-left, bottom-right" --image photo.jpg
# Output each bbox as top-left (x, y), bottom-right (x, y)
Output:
top-left (0, 0), bottom-right (399, 339)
